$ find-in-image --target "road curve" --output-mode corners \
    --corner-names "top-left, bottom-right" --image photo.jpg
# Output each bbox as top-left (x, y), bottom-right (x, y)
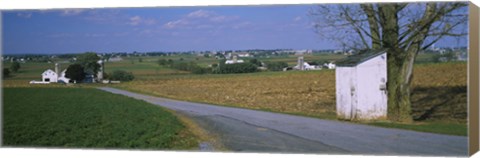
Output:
top-left (98, 87), bottom-right (467, 156)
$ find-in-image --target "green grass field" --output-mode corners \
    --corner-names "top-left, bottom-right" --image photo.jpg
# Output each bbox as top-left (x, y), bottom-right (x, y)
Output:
top-left (368, 121), bottom-right (467, 136)
top-left (3, 87), bottom-right (199, 149)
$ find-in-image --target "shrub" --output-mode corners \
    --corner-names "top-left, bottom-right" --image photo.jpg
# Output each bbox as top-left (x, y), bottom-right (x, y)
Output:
top-left (214, 63), bottom-right (259, 74)
top-left (265, 61), bottom-right (288, 71)
top-left (158, 59), bottom-right (168, 66)
top-left (169, 61), bottom-right (209, 74)
top-left (191, 66), bottom-right (210, 74)
top-left (3, 68), bottom-right (10, 78)
top-left (171, 62), bottom-right (192, 71)
top-left (161, 60), bottom-right (210, 74)
top-left (10, 61), bottom-right (21, 73)
top-left (249, 59), bottom-right (262, 67)
top-left (102, 72), bottom-right (110, 80)
top-left (110, 70), bottom-right (135, 81)
top-left (211, 63), bottom-right (218, 68)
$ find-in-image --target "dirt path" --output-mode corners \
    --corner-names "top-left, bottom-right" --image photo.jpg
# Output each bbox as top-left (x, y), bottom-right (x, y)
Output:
top-left (98, 87), bottom-right (467, 156)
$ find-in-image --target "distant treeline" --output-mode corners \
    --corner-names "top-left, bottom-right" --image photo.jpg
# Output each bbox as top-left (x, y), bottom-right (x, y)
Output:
top-left (213, 62), bottom-right (259, 74)
top-left (158, 58), bottom-right (292, 74)
top-left (158, 59), bottom-right (211, 74)
top-left (159, 59), bottom-right (265, 74)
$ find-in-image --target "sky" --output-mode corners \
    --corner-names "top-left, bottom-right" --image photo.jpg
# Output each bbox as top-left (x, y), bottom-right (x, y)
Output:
top-left (1, 4), bottom-right (469, 54)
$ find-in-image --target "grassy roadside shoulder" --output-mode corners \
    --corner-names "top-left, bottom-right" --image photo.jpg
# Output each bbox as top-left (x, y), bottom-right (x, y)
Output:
top-left (3, 87), bottom-right (200, 149)
top-left (113, 86), bottom-right (466, 136)
top-left (170, 111), bottom-right (227, 151)
top-left (367, 121), bottom-right (467, 136)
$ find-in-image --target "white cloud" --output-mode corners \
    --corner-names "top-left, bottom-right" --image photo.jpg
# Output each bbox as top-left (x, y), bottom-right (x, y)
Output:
top-left (60, 9), bottom-right (84, 16)
top-left (187, 10), bottom-right (213, 18)
top-left (163, 19), bottom-right (189, 29)
top-left (294, 16), bottom-right (302, 22)
top-left (17, 12), bottom-right (32, 18)
top-left (210, 15), bottom-right (239, 22)
top-left (83, 10), bottom-right (151, 27)
top-left (233, 22), bottom-right (252, 29)
top-left (163, 10), bottom-right (240, 29)
top-left (128, 16), bottom-right (142, 26)
top-left (127, 15), bottom-right (157, 26)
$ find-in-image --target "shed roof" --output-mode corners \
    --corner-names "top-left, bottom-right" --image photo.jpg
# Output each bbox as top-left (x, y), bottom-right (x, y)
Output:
top-left (336, 50), bottom-right (386, 67)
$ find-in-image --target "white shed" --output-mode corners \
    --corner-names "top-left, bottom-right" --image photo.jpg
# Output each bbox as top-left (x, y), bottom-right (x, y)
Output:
top-left (335, 50), bottom-right (388, 120)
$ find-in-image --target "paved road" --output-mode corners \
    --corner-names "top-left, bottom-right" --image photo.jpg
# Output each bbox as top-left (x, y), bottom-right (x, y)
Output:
top-left (98, 87), bottom-right (468, 156)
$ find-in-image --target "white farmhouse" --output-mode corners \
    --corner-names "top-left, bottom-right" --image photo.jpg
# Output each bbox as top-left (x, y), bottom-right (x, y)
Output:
top-left (335, 50), bottom-right (387, 120)
top-left (38, 63), bottom-right (71, 83)
top-left (225, 59), bottom-right (244, 64)
top-left (42, 69), bottom-right (58, 82)
top-left (58, 69), bottom-right (71, 83)
top-left (225, 55), bottom-right (244, 64)
top-left (324, 62), bottom-right (336, 69)
top-left (293, 56), bottom-right (321, 70)
top-left (237, 52), bottom-right (251, 57)
top-left (294, 62), bottom-right (320, 70)
top-left (108, 56), bottom-right (123, 62)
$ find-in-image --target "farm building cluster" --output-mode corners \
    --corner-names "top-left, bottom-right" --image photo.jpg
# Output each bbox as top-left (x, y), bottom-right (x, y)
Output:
top-left (292, 56), bottom-right (336, 71)
top-left (222, 53), bottom-right (337, 71)
top-left (30, 60), bottom-right (106, 84)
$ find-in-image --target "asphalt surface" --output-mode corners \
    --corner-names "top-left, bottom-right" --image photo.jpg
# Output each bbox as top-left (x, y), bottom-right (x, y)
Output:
top-left (98, 87), bottom-right (468, 156)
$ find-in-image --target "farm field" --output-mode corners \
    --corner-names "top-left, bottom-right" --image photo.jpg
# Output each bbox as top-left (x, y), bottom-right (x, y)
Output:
top-left (2, 87), bottom-right (199, 149)
top-left (114, 62), bottom-right (467, 135)
top-left (2, 53), bottom-right (467, 135)
top-left (2, 53), bottom-right (434, 81)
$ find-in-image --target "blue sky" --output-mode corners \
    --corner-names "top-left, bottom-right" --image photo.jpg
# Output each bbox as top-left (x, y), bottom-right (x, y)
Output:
top-left (2, 4), bottom-right (468, 54)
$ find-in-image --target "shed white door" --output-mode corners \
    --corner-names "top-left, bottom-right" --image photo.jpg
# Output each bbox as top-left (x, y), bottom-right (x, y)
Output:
top-left (355, 53), bottom-right (388, 119)
top-left (335, 67), bottom-right (356, 120)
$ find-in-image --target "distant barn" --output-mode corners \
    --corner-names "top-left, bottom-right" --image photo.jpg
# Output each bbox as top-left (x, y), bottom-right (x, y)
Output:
top-left (42, 69), bottom-right (58, 82)
top-left (335, 50), bottom-right (387, 120)
top-left (41, 63), bottom-right (71, 83)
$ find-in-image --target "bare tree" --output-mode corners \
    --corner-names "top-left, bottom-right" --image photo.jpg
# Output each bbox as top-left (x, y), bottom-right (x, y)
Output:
top-left (309, 2), bottom-right (468, 122)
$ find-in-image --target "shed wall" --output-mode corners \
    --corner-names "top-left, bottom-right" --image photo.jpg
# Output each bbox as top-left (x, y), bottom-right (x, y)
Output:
top-left (335, 52), bottom-right (387, 120)
top-left (335, 67), bottom-right (357, 119)
top-left (355, 53), bottom-right (387, 119)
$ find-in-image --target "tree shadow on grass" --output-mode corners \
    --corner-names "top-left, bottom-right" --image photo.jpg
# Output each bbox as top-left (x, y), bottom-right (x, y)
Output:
top-left (411, 86), bottom-right (467, 122)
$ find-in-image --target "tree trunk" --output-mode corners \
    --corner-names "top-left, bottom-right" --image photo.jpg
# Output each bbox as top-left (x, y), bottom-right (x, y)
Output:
top-left (379, 4), bottom-right (415, 123)
top-left (386, 48), bottom-right (415, 123)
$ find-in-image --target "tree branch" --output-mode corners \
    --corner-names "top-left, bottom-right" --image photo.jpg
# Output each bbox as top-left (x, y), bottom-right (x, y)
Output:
top-left (341, 6), bottom-right (371, 49)
top-left (361, 3), bottom-right (382, 49)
